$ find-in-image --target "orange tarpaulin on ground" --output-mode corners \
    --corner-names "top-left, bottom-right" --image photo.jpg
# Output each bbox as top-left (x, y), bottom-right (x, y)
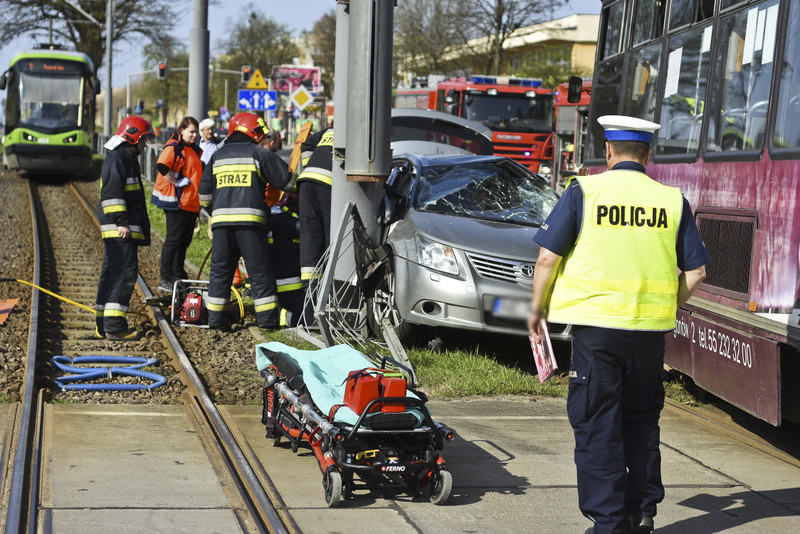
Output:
top-left (0, 298), bottom-right (19, 325)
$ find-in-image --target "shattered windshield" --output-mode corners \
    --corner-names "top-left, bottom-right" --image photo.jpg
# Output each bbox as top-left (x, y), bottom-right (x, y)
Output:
top-left (413, 160), bottom-right (559, 227)
top-left (463, 93), bottom-right (553, 133)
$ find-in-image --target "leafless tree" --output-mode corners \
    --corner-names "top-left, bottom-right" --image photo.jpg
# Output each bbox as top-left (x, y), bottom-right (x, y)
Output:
top-left (454, 0), bottom-right (569, 75)
top-left (0, 0), bottom-right (177, 77)
top-left (394, 0), bottom-right (461, 78)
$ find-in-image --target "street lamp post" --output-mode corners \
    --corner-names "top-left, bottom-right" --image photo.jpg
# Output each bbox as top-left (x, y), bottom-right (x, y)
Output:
top-left (104, 0), bottom-right (113, 135)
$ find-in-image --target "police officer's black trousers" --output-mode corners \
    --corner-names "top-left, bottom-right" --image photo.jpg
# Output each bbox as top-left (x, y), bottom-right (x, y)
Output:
top-left (95, 239), bottom-right (139, 335)
top-left (160, 209), bottom-right (198, 283)
top-left (208, 226), bottom-right (279, 329)
top-left (567, 326), bottom-right (666, 534)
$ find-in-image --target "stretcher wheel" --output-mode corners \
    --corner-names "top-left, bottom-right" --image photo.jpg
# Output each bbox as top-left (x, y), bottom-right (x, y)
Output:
top-left (429, 469), bottom-right (452, 505)
top-left (324, 470), bottom-right (343, 508)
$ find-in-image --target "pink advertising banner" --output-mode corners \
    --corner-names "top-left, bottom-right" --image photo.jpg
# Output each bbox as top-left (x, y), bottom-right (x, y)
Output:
top-left (272, 65), bottom-right (321, 93)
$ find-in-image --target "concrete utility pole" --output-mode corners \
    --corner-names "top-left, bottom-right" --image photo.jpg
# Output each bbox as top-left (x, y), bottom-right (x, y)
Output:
top-left (330, 0), bottom-right (394, 281)
top-left (104, 0), bottom-right (113, 135)
top-left (188, 0), bottom-right (210, 120)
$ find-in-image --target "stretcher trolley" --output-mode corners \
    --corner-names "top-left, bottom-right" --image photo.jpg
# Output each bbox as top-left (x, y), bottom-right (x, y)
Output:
top-left (256, 342), bottom-right (455, 507)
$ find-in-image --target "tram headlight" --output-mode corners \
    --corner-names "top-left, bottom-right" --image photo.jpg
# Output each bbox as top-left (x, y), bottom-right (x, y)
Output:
top-left (23, 132), bottom-right (38, 142)
top-left (63, 134), bottom-right (77, 143)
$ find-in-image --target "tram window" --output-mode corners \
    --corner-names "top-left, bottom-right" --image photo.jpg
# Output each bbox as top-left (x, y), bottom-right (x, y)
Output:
top-left (621, 42), bottom-right (661, 122)
top-left (632, 0), bottom-right (666, 46)
top-left (656, 22), bottom-right (712, 156)
top-left (706, 1), bottom-right (779, 154)
top-left (600, 1), bottom-right (625, 60)
top-left (587, 57), bottom-right (624, 160)
top-left (772, 1), bottom-right (800, 150)
top-left (720, 0), bottom-right (747, 11)
top-left (670, 0), bottom-right (694, 30)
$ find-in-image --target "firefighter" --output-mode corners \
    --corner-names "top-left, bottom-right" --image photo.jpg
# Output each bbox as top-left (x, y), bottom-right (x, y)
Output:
top-left (199, 113), bottom-right (294, 331)
top-left (95, 116), bottom-right (156, 341)
top-left (296, 127), bottom-right (333, 321)
top-left (260, 129), bottom-right (303, 327)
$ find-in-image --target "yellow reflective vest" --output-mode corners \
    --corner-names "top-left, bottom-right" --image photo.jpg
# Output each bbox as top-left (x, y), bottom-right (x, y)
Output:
top-left (547, 169), bottom-right (684, 331)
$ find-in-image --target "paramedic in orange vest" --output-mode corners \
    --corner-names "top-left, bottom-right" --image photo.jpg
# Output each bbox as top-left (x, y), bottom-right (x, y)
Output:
top-left (528, 115), bottom-right (710, 534)
top-left (151, 116), bottom-right (203, 293)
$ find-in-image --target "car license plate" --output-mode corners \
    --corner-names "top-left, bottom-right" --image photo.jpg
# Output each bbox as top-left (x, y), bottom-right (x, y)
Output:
top-left (492, 297), bottom-right (529, 319)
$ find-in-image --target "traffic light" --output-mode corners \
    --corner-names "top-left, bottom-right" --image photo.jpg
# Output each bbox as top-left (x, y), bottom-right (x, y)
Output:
top-left (241, 65), bottom-right (251, 83)
top-left (158, 61), bottom-right (166, 80)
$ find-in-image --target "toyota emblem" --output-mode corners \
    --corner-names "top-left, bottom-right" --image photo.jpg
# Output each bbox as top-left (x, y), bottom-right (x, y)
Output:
top-left (519, 264), bottom-right (535, 278)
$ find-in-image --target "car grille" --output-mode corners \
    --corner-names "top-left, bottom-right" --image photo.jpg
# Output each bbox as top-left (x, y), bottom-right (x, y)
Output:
top-left (466, 253), bottom-right (534, 286)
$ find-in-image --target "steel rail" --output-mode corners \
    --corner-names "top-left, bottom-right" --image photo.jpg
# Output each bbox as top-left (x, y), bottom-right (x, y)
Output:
top-left (5, 181), bottom-right (43, 534)
top-left (69, 182), bottom-right (289, 533)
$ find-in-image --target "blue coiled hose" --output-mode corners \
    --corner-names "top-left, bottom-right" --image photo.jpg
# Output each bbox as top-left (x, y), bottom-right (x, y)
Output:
top-left (50, 355), bottom-right (167, 391)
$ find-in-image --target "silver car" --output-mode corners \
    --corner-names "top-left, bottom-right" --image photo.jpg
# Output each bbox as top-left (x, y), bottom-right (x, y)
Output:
top-left (365, 152), bottom-right (571, 343)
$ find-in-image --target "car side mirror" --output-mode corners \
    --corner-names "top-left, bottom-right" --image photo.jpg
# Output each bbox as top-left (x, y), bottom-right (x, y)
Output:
top-left (0, 73), bottom-right (7, 91)
top-left (567, 75), bottom-right (582, 104)
top-left (378, 195), bottom-right (397, 226)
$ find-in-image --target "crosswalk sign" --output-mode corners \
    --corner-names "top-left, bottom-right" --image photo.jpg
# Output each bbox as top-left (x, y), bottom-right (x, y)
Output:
top-left (245, 68), bottom-right (269, 90)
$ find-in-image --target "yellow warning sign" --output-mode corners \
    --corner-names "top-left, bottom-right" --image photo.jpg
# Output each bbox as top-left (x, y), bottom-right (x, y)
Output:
top-left (245, 68), bottom-right (269, 90)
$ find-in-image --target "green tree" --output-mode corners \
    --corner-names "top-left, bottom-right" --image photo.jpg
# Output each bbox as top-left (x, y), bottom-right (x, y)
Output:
top-left (136, 40), bottom-right (189, 129)
top-left (516, 47), bottom-right (586, 89)
top-left (0, 0), bottom-right (175, 78)
top-left (305, 9), bottom-right (336, 99)
top-left (215, 9), bottom-right (299, 85)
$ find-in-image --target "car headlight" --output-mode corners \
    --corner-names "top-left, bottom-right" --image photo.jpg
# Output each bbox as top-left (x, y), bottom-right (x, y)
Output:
top-left (23, 132), bottom-right (38, 142)
top-left (416, 234), bottom-right (459, 275)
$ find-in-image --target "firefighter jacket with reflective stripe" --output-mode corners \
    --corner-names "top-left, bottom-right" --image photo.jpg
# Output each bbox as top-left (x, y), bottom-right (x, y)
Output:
top-left (547, 169), bottom-right (684, 331)
top-left (198, 138), bottom-right (292, 229)
top-left (99, 145), bottom-right (150, 245)
top-left (151, 139), bottom-right (203, 212)
top-left (299, 128), bottom-right (326, 170)
top-left (297, 128), bottom-right (333, 187)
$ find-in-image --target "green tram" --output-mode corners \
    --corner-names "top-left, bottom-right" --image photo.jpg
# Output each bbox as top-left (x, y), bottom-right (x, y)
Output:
top-left (1, 49), bottom-right (95, 177)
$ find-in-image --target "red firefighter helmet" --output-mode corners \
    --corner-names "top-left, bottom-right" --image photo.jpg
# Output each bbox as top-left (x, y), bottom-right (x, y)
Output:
top-left (116, 116), bottom-right (156, 144)
top-left (228, 112), bottom-right (267, 142)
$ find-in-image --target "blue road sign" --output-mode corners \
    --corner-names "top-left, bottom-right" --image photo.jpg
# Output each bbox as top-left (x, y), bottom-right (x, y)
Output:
top-left (133, 105), bottom-right (143, 115)
top-left (237, 89), bottom-right (277, 111)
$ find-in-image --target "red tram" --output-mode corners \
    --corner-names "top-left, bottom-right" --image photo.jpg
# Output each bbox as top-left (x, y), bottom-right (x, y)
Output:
top-left (584, 0), bottom-right (800, 425)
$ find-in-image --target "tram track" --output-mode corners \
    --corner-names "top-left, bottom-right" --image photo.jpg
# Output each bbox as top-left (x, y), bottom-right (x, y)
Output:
top-left (664, 397), bottom-right (800, 469)
top-left (2, 179), bottom-right (291, 534)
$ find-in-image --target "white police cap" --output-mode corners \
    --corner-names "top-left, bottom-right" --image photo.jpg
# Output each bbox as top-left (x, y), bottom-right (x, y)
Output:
top-left (598, 115), bottom-right (660, 143)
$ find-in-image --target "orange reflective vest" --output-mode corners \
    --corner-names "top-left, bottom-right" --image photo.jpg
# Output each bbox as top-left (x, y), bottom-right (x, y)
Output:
top-left (152, 139), bottom-right (203, 212)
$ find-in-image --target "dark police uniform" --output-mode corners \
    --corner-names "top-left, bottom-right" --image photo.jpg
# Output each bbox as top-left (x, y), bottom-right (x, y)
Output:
top-left (269, 204), bottom-right (303, 326)
top-left (535, 160), bottom-right (710, 534)
top-left (199, 133), bottom-right (291, 329)
top-left (96, 145), bottom-right (150, 336)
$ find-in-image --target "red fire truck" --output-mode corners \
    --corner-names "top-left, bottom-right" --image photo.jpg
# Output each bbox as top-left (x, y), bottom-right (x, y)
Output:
top-left (553, 78), bottom-right (592, 191)
top-left (394, 75), bottom-right (555, 174)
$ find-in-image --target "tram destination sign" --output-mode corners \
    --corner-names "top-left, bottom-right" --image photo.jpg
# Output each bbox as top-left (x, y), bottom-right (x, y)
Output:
top-left (18, 59), bottom-right (84, 75)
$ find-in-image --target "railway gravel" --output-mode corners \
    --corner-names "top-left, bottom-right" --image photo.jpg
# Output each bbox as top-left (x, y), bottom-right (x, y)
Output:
top-left (0, 174), bottom-right (34, 403)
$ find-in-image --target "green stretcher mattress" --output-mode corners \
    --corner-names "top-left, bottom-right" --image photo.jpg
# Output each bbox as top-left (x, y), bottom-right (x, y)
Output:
top-left (256, 342), bottom-right (422, 427)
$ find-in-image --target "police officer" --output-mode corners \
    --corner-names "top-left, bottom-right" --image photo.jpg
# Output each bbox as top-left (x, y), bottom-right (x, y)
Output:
top-left (528, 115), bottom-right (710, 534)
top-left (199, 113), bottom-right (293, 331)
top-left (96, 116), bottom-right (156, 341)
top-left (296, 127), bottom-right (333, 320)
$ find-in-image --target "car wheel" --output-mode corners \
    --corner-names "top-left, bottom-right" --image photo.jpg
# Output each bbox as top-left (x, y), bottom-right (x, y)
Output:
top-left (367, 267), bottom-right (423, 344)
